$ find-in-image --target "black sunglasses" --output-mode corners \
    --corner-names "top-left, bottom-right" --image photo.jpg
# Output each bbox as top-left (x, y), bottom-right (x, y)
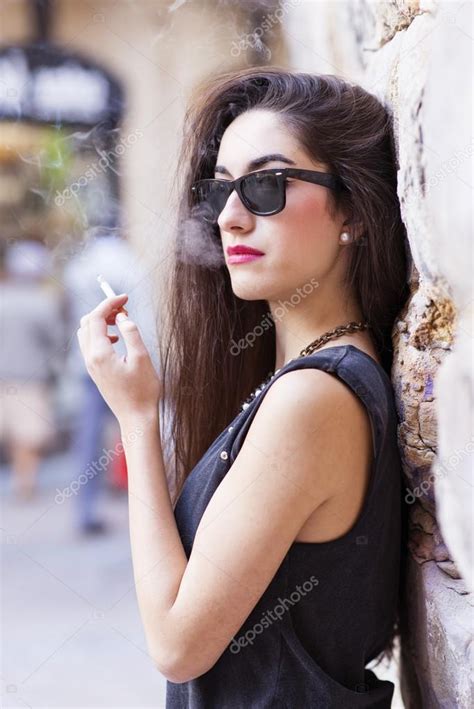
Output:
top-left (191, 167), bottom-right (345, 222)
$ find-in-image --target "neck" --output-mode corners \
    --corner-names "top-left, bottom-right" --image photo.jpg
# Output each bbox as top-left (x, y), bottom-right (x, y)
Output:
top-left (268, 289), bottom-right (363, 371)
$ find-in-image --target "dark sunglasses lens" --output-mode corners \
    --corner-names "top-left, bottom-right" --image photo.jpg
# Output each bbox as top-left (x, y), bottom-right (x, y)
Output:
top-left (241, 172), bottom-right (281, 214)
top-left (193, 181), bottom-right (231, 222)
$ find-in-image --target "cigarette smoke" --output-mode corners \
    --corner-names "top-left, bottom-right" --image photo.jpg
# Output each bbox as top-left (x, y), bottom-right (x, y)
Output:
top-left (175, 207), bottom-right (226, 269)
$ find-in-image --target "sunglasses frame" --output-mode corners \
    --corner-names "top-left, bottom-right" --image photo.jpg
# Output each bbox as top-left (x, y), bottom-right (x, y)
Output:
top-left (191, 167), bottom-right (345, 222)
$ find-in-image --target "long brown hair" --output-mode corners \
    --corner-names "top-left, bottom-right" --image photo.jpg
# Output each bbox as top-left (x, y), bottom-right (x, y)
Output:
top-left (159, 66), bottom-right (410, 662)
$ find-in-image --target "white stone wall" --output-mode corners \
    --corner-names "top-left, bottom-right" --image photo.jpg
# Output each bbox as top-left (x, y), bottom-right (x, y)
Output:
top-left (284, 1), bottom-right (473, 706)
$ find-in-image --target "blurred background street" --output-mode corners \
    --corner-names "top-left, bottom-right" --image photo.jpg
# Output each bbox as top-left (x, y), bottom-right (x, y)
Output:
top-left (1, 449), bottom-right (167, 707)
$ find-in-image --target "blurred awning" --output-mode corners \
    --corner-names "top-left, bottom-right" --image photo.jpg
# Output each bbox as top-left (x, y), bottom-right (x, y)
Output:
top-left (0, 43), bottom-right (124, 127)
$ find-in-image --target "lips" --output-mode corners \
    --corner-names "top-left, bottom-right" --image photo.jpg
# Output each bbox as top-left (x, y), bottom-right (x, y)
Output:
top-left (227, 245), bottom-right (265, 256)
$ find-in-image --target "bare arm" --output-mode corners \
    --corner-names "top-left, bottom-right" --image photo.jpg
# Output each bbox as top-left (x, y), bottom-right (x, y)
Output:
top-left (119, 413), bottom-right (189, 675)
top-left (120, 367), bottom-right (367, 683)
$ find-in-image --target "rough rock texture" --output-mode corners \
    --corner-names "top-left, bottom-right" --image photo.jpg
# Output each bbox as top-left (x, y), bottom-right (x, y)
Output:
top-left (284, 1), bottom-right (472, 706)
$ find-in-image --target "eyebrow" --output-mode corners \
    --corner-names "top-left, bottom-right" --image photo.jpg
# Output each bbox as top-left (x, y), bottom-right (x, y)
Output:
top-left (214, 153), bottom-right (297, 177)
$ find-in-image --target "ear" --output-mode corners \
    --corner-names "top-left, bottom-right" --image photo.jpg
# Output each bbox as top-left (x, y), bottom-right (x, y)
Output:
top-left (341, 216), bottom-right (365, 241)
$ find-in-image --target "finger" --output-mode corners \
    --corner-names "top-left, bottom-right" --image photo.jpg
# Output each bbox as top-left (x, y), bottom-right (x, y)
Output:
top-left (105, 307), bottom-right (128, 326)
top-left (88, 294), bottom-right (128, 343)
top-left (105, 312), bottom-right (119, 325)
top-left (108, 308), bottom-right (128, 317)
top-left (115, 313), bottom-right (147, 360)
top-left (81, 296), bottom-right (128, 335)
top-left (77, 327), bottom-right (85, 356)
top-left (92, 293), bottom-right (129, 321)
top-left (89, 319), bottom-right (115, 354)
top-left (78, 317), bottom-right (91, 351)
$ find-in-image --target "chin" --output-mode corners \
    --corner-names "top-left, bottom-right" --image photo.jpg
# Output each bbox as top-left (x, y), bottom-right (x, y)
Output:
top-left (229, 277), bottom-right (268, 302)
top-left (232, 286), bottom-right (268, 301)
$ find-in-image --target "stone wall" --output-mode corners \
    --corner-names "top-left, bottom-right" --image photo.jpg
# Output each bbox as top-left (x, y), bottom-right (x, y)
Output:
top-left (284, 1), bottom-right (473, 707)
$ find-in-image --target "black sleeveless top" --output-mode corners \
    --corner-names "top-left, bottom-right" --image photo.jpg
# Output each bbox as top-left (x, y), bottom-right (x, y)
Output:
top-left (166, 345), bottom-right (402, 708)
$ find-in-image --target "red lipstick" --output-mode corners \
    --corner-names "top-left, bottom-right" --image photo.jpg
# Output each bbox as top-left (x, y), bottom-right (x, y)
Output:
top-left (227, 244), bottom-right (265, 265)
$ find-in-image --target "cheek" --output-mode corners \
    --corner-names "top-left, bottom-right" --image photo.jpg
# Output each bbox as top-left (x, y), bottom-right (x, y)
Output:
top-left (278, 189), bottom-right (337, 264)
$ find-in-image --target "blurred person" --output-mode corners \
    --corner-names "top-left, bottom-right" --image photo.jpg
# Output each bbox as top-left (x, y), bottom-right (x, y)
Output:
top-left (0, 239), bottom-right (64, 499)
top-left (63, 231), bottom-right (157, 535)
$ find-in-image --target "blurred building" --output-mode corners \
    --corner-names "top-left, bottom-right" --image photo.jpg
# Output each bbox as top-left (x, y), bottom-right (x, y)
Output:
top-left (0, 0), bottom-right (288, 445)
top-left (0, 0), bottom-right (288, 293)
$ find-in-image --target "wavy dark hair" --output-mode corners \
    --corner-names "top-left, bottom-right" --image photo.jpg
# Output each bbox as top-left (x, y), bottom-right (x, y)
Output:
top-left (159, 66), bottom-right (410, 666)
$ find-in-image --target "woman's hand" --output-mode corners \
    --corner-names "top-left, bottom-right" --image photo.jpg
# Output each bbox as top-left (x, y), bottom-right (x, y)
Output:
top-left (77, 293), bottom-right (162, 426)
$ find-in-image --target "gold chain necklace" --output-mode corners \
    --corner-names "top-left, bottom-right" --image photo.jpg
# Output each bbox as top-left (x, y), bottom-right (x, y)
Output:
top-left (240, 320), bottom-right (369, 411)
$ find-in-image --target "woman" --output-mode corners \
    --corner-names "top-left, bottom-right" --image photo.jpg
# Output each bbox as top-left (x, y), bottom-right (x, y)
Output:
top-left (77, 67), bottom-right (410, 707)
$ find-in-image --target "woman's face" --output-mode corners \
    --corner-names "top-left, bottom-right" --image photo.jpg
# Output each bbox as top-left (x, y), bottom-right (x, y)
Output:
top-left (215, 109), bottom-right (350, 302)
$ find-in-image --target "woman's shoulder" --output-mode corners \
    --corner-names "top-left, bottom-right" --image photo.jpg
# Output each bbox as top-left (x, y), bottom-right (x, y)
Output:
top-left (229, 343), bottom-right (395, 468)
top-left (277, 344), bottom-right (393, 401)
top-left (261, 357), bottom-right (358, 413)
top-left (260, 351), bottom-right (376, 436)
top-left (232, 353), bottom-right (373, 471)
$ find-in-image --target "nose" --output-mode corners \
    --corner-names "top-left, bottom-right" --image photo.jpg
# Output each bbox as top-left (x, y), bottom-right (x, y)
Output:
top-left (217, 188), bottom-right (254, 232)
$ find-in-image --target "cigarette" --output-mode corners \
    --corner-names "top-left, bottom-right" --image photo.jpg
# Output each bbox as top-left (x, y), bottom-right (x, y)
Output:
top-left (97, 274), bottom-right (128, 316)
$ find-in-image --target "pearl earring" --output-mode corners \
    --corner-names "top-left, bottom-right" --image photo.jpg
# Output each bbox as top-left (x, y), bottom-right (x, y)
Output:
top-left (339, 231), bottom-right (353, 244)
